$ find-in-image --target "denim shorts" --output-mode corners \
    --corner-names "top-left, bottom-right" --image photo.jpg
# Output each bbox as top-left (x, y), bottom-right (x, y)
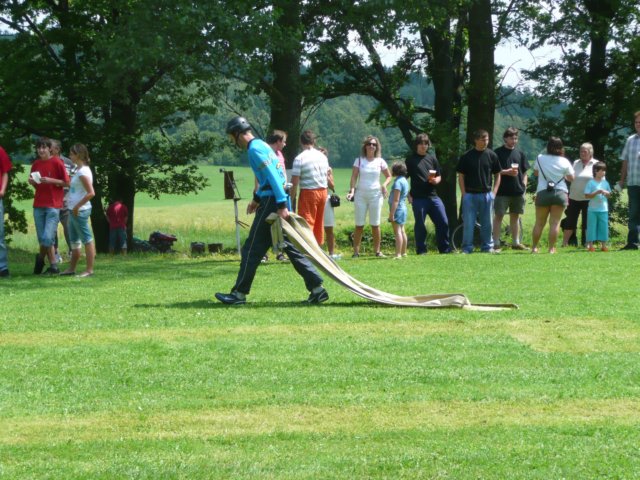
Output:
top-left (535, 189), bottom-right (569, 207)
top-left (33, 207), bottom-right (60, 247)
top-left (393, 206), bottom-right (407, 225)
top-left (69, 208), bottom-right (94, 248)
top-left (109, 227), bottom-right (127, 250)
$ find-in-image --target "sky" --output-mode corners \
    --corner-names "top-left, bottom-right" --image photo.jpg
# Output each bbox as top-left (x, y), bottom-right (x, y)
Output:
top-left (370, 34), bottom-right (562, 88)
top-left (495, 41), bottom-right (561, 87)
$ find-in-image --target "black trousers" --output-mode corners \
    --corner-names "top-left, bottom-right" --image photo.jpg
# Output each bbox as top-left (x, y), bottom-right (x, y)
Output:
top-left (233, 196), bottom-right (323, 295)
top-left (563, 199), bottom-right (589, 245)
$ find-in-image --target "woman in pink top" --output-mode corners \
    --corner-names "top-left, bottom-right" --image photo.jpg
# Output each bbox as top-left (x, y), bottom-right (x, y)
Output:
top-left (266, 130), bottom-right (288, 177)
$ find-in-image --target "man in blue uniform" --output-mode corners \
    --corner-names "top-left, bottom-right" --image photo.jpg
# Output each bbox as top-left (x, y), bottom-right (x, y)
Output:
top-left (215, 116), bottom-right (329, 305)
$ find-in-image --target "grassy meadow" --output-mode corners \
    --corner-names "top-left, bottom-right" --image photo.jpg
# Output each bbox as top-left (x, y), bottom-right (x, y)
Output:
top-left (2, 165), bottom-right (640, 478)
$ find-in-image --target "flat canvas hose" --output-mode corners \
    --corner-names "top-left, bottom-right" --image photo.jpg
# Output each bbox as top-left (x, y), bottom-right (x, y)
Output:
top-left (268, 213), bottom-right (518, 310)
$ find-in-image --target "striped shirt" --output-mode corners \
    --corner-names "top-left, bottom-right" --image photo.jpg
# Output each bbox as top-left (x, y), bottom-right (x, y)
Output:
top-left (621, 133), bottom-right (640, 186)
top-left (291, 148), bottom-right (330, 189)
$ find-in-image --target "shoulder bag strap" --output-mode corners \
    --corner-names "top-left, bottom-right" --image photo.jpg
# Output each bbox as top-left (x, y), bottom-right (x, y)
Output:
top-left (537, 158), bottom-right (564, 185)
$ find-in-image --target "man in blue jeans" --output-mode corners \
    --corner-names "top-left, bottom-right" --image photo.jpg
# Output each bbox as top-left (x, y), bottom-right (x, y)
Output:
top-left (0, 144), bottom-right (12, 277)
top-left (456, 129), bottom-right (501, 254)
top-left (215, 116), bottom-right (328, 306)
top-left (617, 111), bottom-right (640, 250)
top-left (405, 133), bottom-right (451, 254)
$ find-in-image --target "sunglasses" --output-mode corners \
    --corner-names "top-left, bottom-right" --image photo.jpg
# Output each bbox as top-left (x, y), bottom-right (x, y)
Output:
top-left (418, 141), bottom-right (430, 145)
top-left (365, 142), bottom-right (377, 147)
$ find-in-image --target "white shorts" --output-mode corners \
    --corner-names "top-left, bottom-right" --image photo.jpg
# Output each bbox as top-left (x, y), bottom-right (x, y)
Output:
top-left (324, 195), bottom-right (335, 228)
top-left (354, 188), bottom-right (383, 226)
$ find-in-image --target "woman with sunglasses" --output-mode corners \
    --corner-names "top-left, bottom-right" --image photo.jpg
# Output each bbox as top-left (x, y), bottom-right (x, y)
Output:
top-left (347, 135), bottom-right (392, 257)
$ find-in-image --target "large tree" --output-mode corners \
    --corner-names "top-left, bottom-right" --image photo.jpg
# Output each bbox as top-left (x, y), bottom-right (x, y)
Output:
top-left (310, 0), bottom-right (469, 226)
top-left (220, 0), bottom-right (329, 168)
top-left (0, 0), bottom-right (235, 250)
top-left (466, 0), bottom-right (496, 146)
top-left (523, 0), bottom-right (640, 160)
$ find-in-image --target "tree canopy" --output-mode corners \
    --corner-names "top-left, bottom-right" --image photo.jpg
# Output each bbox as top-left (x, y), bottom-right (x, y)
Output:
top-left (1, 0), bottom-right (638, 244)
top-left (0, 0), bottom-right (234, 249)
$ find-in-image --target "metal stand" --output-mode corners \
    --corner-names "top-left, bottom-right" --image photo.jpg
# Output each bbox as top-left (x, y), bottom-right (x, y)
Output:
top-left (220, 169), bottom-right (248, 255)
top-left (233, 198), bottom-right (242, 254)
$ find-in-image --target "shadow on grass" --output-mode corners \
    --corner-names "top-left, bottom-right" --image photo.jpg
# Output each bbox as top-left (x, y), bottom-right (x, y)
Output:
top-left (134, 300), bottom-right (373, 309)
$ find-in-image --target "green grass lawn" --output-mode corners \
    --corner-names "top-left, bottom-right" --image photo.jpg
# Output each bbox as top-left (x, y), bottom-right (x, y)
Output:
top-left (2, 165), bottom-right (639, 478)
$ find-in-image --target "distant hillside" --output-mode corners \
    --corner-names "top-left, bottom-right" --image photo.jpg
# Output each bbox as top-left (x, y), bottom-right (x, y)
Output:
top-left (198, 74), bottom-right (544, 168)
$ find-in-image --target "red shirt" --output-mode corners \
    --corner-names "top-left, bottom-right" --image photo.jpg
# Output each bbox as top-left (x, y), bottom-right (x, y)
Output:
top-left (106, 201), bottom-right (128, 229)
top-left (0, 146), bottom-right (11, 176)
top-left (30, 156), bottom-right (70, 208)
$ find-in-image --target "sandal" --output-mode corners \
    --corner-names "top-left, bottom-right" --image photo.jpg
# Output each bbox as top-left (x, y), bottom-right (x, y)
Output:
top-left (77, 272), bottom-right (94, 278)
top-left (60, 270), bottom-right (76, 276)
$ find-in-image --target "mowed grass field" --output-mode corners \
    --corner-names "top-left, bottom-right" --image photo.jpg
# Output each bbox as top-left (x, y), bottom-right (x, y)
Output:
top-left (2, 165), bottom-right (640, 478)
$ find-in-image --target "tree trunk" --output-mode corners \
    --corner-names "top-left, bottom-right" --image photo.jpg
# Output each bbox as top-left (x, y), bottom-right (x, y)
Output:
top-left (583, 0), bottom-right (615, 160)
top-left (422, 8), bottom-right (467, 228)
top-left (466, 0), bottom-right (496, 147)
top-left (90, 185), bottom-right (110, 254)
top-left (269, 0), bottom-right (303, 170)
top-left (97, 99), bottom-right (139, 253)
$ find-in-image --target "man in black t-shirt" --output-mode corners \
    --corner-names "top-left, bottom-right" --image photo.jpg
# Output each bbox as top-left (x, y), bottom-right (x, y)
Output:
top-left (456, 129), bottom-right (501, 253)
top-left (492, 127), bottom-right (530, 250)
top-left (405, 133), bottom-right (451, 254)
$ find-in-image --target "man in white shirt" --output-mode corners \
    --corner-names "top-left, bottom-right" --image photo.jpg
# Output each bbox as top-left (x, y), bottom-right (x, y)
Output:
top-left (290, 130), bottom-right (331, 245)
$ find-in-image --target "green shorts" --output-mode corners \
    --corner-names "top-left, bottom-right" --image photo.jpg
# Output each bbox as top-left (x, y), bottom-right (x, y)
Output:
top-left (494, 195), bottom-right (526, 215)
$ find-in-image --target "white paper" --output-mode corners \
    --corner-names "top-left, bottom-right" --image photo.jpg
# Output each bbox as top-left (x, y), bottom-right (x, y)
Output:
top-left (30, 171), bottom-right (41, 184)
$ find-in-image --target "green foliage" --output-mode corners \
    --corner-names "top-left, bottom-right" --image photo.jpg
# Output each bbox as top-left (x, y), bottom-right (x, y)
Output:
top-left (1, 0), bottom-right (636, 251)
top-left (0, 0), bottom-right (240, 248)
top-left (522, 0), bottom-right (640, 162)
top-left (2, 163), bottom-right (30, 239)
top-left (174, 77), bottom-right (543, 170)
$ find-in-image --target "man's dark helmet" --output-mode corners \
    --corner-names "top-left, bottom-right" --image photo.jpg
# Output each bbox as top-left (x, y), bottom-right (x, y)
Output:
top-left (226, 116), bottom-right (252, 135)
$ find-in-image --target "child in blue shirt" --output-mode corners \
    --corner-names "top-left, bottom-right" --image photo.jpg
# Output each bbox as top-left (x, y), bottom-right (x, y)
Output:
top-left (584, 161), bottom-right (611, 252)
top-left (388, 161), bottom-right (409, 258)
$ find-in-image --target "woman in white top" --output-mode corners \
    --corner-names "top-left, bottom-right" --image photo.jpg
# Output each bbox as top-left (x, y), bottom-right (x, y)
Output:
top-left (61, 143), bottom-right (96, 277)
top-left (346, 135), bottom-right (392, 257)
top-left (531, 137), bottom-right (575, 254)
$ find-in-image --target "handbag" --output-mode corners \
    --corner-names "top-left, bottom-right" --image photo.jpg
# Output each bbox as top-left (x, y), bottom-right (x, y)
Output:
top-left (329, 192), bottom-right (341, 208)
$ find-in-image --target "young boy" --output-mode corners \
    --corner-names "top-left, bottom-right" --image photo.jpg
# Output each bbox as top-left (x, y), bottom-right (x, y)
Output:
top-left (29, 137), bottom-right (70, 274)
top-left (584, 161), bottom-right (611, 252)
